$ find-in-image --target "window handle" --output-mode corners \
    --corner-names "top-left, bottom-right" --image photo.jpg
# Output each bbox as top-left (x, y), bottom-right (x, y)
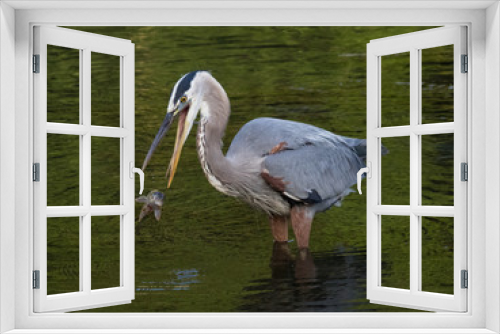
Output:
top-left (129, 162), bottom-right (144, 195)
top-left (357, 162), bottom-right (371, 195)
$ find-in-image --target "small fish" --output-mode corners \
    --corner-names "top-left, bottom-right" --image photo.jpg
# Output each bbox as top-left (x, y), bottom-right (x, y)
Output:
top-left (136, 190), bottom-right (165, 222)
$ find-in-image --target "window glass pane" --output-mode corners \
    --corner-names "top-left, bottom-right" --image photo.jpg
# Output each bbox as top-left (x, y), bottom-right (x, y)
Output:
top-left (381, 52), bottom-right (410, 127)
top-left (381, 215), bottom-right (410, 290)
top-left (92, 52), bottom-right (121, 127)
top-left (47, 217), bottom-right (80, 295)
top-left (47, 134), bottom-right (80, 206)
top-left (421, 45), bottom-right (454, 124)
top-left (421, 216), bottom-right (454, 294)
top-left (47, 45), bottom-right (80, 124)
top-left (381, 137), bottom-right (409, 205)
top-left (91, 137), bottom-right (121, 205)
top-left (421, 133), bottom-right (454, 206)
top-left (91, 215), bottom-right (121, 289)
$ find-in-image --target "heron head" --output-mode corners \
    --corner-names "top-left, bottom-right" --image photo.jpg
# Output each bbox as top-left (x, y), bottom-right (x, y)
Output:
top-left (142, 70), bottom-right (207, 188)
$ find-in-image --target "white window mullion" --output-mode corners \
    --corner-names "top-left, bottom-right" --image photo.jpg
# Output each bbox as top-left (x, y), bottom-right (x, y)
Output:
top-left (82, 48), bottom-right (91, 209)
top-left (413, 123), bottom-right (454, 135)
top-left (82, 214), bottom-right (91, 294)
top-left (79, 48), bottom-right (84, 294)
top-left (373, 123), bottom-right (454, 138)
top-left (416, 48), bottom-right (423, 293)
top-left (90, 126), bottom-right (129, 138)
top-left (46, 206), bottom-right (128, 217)
top-left (373, 205), bottom-right (455, 217)
top-left (409, 47), bottom-right (420, 295)
top-left (412, 206), bottom-right (455, 217)
top-left (46, 123), bottom-right (130, 138)
top-left (82, 48), bottom-right (92, 295)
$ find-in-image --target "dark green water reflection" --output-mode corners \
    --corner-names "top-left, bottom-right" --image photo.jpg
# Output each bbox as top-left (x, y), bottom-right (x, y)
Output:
top-left (45, 26), bottom-right (455, 312)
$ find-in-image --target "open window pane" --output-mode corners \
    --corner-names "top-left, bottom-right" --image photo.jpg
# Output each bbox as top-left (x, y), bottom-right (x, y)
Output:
top-left (47, 217), bottom-right (80, 295)
top-left (421, 45), bottom-right (454, 124)
top-left (367, 26), bottom-right (466, 312)
top-left (421, 216), bottom-right (454, 294)
top-left (34, 26), bottom-right (135, 313)
top-left (381, 137), bottom-right (410, 205)
top-left (91, 216), bottom-right (121, 290)
top-left (47, 45), bottom-right (80, 124)
top-left (381, 52), bottom-right (410, 127)
top-left (381, 216), bottom-right (410, 289)
top-left (91, 52), bottom-right (121, 127)
top-left (421, 133), bottom-right (454, 206)
top-left (91, 137), bottom-right (121, 205)
top-left (47, 134), bottom-right (80, 206)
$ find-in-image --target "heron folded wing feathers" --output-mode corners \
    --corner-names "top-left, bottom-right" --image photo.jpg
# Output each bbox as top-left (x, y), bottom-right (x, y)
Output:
top-left (261, 143), bottom-right (364, 205)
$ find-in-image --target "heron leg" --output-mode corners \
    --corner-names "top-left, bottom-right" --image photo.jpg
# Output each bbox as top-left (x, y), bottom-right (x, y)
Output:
top-left (269, 215), bottom-right (288, 242)
top-left (290, 206), bottom-right (315, 249)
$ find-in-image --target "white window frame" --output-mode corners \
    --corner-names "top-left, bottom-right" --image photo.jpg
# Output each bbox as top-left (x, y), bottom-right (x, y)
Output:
top-left (1, 1), bottom-right (499, 333)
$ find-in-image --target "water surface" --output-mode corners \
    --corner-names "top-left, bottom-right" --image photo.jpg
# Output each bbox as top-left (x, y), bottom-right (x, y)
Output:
top-left (45, 26), bottom-right (453, 312)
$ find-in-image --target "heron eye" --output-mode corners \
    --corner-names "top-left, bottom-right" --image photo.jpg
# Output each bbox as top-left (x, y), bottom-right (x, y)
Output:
top-left (180, 96), bottom-right (187, 103)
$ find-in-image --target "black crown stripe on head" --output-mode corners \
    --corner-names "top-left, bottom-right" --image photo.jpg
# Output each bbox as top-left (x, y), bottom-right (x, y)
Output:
top-left (172, 70), bottom-right (203, 103)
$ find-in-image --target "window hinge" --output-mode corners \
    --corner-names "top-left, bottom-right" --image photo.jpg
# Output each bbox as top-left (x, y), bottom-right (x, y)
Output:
top-left (33, 163), bottom-right (40, 182)
top-left (33, 270), bottom-right (40, 289)
top-left (461, 162), bottom-right (468, 181)
top-left (461, 270), bottom-right (468, 289)
top-left (33, 54), bottom-right (40, 73)
top-left (461, 54), bottom-right (468, 73)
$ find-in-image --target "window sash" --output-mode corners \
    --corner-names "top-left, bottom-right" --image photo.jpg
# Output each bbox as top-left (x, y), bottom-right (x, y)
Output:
top-left (32, 26), bottom-right (136, 313)
top-left (366, 26), bottom-right (468, 312)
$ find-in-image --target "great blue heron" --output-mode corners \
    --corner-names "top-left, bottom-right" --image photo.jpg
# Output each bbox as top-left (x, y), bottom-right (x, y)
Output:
top-left (142, 70), bottom-right (374, 249)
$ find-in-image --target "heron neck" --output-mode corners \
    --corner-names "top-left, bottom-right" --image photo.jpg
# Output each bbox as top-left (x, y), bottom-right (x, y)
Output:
top-left (196, 79), bottom-right (235, 193)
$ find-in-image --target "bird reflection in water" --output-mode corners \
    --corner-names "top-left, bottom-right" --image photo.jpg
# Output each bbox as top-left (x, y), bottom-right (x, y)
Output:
top-left (268, 242), bottom-right (320, 306)
top-left (239, 242), bottom-right (366, 312)
top-left (270, 242), bottom-right (317, 282)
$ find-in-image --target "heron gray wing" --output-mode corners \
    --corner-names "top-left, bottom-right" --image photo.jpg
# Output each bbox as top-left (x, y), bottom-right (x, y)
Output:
top-left (261, 141), bottom-right (364, 205)
top-left (227, 117), bottom-right (354, 159)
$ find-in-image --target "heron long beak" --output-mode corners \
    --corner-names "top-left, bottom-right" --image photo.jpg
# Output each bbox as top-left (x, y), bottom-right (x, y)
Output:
top-left (142, 112), bottom-right (175, 171)
top-left (166, 107), bottom-right (192, 188)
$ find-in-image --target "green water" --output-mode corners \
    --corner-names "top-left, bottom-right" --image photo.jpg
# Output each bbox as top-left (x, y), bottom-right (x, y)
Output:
top-left (45, 26), bottom-right (454, 312)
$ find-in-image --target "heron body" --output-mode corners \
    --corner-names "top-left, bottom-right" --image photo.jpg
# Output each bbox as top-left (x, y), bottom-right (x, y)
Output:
top-left (143, 71), bottom-right (370, 249)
